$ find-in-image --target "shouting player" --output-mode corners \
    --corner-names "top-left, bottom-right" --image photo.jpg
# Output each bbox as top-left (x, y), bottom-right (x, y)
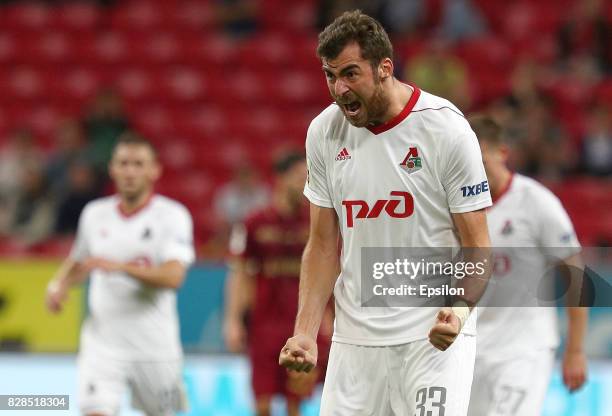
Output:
top-left (46, 132), bottom-right (195, 416)
top-left (467, 115), bottom-right (588, 416)
top-left (279, 10), bottom-right (492, 416)
top-left (224, 152), bottom-right (332, 416)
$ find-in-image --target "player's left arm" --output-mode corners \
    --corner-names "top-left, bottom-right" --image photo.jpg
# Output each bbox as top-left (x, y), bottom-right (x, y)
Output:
top-left (429, 209), bottom-right (492, 351)
top-left (534, 190), bottom-right (588, 392)
top-left (431, 121), bottom-right (493, 351)
top-left (560, 253), bottom-right (588, 392)
top-left (84, 258), bottom-right (189, 289)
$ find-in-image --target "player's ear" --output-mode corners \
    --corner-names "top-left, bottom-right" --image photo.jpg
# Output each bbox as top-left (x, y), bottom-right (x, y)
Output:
top-left (499, 144), bottom-right (511, 164)
top-left (379, 58), bottom-right (393, 81)
top-left (107, 158), bottom-right (116, 181)
top-left (151, 160), bottom-right (162, 181)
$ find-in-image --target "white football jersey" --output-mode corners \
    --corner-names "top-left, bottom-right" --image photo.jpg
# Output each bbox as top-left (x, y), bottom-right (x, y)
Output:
top-left (304, 86), bottom-right (492, 346)
top-left (477, 174), bottom-right (581, 356)
top-left (70, 194), bottom-right (195, 360)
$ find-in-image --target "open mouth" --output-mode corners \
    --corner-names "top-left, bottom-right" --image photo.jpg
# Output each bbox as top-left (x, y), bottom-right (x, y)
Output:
top-left (343, 100), bottom-right (362, 117)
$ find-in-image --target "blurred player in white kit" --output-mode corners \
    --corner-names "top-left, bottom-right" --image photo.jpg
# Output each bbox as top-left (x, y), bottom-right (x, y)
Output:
top-left (45, 132), bottom-right (195, 416)
top-left (467, 115), bottom-right (588, 416)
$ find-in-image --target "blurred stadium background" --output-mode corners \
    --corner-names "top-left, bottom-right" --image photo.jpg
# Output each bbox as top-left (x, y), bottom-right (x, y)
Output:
top-left (0, 0), bottom-right (610, 414)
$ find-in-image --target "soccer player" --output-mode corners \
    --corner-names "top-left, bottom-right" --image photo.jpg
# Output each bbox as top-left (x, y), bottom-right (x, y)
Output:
top-left (279, 10), bottom-right (492, 416)
top-left (467, 115), bottom-right (588, 416)
top-left (45, 132), bottom-right (195, 416)
top-left (224, 152), bottom-right (332, 416)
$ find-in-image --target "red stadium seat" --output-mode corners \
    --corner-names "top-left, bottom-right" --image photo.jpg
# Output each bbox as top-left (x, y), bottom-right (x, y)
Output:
top-left (5, 67), bottom-right (48, 100)
top-left (0, 3), bottom-right (52, 32)
top-left (51, 2), bottom-right (101, 32)
top-left (183, 34), bottom-right (240, 66)
top-left (238, 34), bottom-right (293, 68)
top-left (173, 1), bottom-right (214, 31)
top-left (57, 68), bottom-right (102, 102)
top-left (187, 105), bottom-right (231, 138)
top-left (92, 31), bottom-right (130, 64)
top-left (114, 67), bottom-right (156, 102)
top-left (110, 1), bottom-right (165, 31)
top-left (29, 31), bottom-right (74, 63)
top-left (162, 67), bottom-right (208, 102)
top-left (0, 32), bottom-right (18, 63)
top-left (131, 105), bottom-right (174, 138)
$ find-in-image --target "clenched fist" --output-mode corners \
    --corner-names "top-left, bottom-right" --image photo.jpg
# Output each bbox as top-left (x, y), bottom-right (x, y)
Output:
top-left (279, 333), bottom-right (318, 373)
top-left (429, 308), bottom-right (461, 351)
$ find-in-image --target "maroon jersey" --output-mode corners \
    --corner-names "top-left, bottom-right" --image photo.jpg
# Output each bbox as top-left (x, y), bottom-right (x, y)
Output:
top-left (232, 204), bottom-right (309, 344)
top-left (231, 203), bottom-right (331, 399)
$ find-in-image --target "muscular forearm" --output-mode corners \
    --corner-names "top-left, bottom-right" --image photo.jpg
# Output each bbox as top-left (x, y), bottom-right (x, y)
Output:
top-left (294, 240), bottom-right (339, 339)
top-left (452, 210), bottom-right (492, 309)
top-left (121, 261), bottom-right (186, 289)
top-left (566, 307), bottom-right (588, 353)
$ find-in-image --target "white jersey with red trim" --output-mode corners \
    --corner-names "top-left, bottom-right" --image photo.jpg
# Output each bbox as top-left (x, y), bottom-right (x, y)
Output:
top-left (70, 194), bottom-right (195, 360)
top-left (304, 86), bottom-right (492, 346)
top-left (477, 174), bottom-right (581, 356)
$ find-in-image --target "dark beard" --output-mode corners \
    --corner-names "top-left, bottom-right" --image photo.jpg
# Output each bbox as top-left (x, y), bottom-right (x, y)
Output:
top-left (365, 82), bottom-right (390, 126)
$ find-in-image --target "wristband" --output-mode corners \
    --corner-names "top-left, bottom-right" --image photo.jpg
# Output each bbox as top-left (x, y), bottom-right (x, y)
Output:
top-left (452, 300), bottom-right (471, 330)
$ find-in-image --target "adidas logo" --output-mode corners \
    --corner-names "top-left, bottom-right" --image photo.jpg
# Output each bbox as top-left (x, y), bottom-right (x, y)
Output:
top-left (335, 147), bottom-right (352, 161)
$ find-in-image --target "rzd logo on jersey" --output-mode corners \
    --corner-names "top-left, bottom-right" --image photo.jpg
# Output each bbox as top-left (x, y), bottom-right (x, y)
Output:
top-left (342, 191), bottom-right (414, 228)
top-left (399, 147), bottom-right (422, 174)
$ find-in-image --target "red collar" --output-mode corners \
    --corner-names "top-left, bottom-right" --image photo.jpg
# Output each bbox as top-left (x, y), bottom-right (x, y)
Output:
top-left (117, 193), bottom-right (155, 218)
top-left (491, 173), bottom-right (514, 205)
top-left (367, 84), bottom-right (421, 135)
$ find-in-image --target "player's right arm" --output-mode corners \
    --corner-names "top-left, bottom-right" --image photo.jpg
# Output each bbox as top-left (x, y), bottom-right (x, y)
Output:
top-left (46, 258), bottom-right (88, 313)
top-left (223, 257), bottom-right (255, 353)
top-left (279, 203), bottom-right (339, 373)
top-left (46, 204), bottom-right (92, 314)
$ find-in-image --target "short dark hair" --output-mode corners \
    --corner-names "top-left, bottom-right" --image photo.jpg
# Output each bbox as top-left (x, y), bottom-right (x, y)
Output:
top-left (113, 131), bottom-right (158, 158)
top-left (468, 114), bottom-right (503, 146)
top-left (274, 151), bottom-right (305, 174)
top-left (317, 10), bottom-right (393, 69)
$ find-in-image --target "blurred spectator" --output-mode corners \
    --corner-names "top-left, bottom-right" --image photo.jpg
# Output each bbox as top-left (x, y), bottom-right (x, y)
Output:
top-left (522, 96), bottom-right (572, 181)
top-left (317, 1), bottom-right (431, 35)
top-left (317, 1), bottom-right (385, 31)
top-left (83, 89), bottom-right (129, 173)
top-left (580, 102), bottom-right (612, 176)
top-left (54, 162), bottom-right (99, 235)
top-left (491, 60), bottom-right (544, 172)
top-left (215, 0), bottom-right (258, 37)
top-left (0, 129), bottom-right (43, 197)
top-left (404, 38), bottom-right (471, 110)
top-left (506, 59), bottom-right (543, 110)
top-left (557, 0), bottom-right (611, 75)
top-left (379, 0), bottom-right (425, 35)
top-left (46, 119), bottom-right (91, 197)
top-left (8, 163), bottom-right (55, 246)
top-left (437, 0), bottom-right (486, 41)
top-left (0, 129), bottom-right (44, 235)
top-left (214, 164), bottom-right (270, 227)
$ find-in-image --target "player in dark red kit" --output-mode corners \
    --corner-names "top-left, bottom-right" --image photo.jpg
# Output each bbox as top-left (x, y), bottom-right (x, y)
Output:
top-left (223, 152), bottom-right (332, 416)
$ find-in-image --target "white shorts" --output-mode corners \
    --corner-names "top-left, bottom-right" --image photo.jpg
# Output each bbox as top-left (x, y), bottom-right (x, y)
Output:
top-left (468, 349), bottom-right (555, 416)
top-left (78, 353), bottom-right (188, 416)
top-left (320, 334), bottom-right (476, 416)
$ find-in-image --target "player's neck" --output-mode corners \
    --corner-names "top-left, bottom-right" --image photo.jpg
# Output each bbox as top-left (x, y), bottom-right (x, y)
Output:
top-left (119, 190), bottom-right (154, 215)
top-left (273, 190), bottom-right (299, 217)
top-left (379, 79), bottom-right (413, 124)
top-left (490, 169), bottom-right (512, 199)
